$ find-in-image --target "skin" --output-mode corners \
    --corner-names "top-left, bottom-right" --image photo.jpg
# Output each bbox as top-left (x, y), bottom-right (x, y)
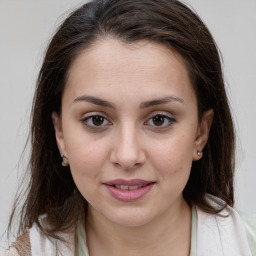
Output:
top-left (52, 38), bottom-right (213, 256)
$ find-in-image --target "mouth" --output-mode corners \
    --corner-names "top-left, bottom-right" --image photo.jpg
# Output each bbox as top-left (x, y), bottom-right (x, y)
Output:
top-left (113, 184), bottom-right (147, 190)
top-left (104, 179), bottom-right (155, 202)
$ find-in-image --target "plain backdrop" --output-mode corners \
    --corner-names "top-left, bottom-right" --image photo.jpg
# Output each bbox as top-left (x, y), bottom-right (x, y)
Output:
top-left (0, 0), bottom-right (256, 252)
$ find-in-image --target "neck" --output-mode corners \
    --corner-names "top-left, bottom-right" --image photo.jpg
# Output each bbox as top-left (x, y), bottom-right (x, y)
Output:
top-left (85, 197), bottom-right (192, 256)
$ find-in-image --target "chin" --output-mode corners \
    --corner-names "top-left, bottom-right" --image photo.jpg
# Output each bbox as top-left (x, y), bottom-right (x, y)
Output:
top-left (104, 208), bottom-right (157, 228)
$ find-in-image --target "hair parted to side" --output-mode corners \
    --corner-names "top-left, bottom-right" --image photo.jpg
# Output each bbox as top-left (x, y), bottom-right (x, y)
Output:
top-left (9, 0), bottom-right (235, 241)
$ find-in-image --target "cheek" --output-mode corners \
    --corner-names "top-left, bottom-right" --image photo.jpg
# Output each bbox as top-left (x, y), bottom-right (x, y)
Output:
top-left (65, 136), bottom-right (110, 182)
top-left (66, 141), bottom-right (107, 203)
top-left (151, 132), bottom-right (196, 176)
top-left (152, 136), bottom-right (194, 201)
top-left (63, 120), bottom-right (109, 165)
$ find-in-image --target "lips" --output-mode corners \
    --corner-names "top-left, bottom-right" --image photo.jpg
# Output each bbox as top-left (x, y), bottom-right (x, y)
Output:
top-left (104, 179), bottom-right (155, 202)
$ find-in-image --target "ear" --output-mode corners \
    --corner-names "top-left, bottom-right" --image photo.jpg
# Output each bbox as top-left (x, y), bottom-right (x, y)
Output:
top-left (193, 109), bottom-right (214, 161)
top-left (51, 112), bottom-right (68, 157)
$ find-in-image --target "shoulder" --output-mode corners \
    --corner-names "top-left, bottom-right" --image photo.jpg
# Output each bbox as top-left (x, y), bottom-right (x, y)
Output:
top-left (29, 216), bottom-right (76, 256)
top-left (196, 195), bottom-right (256, 255)
top-left (2, 232), bottom-right (31, 256)
top-left (2, 215), bottom-right (76, 256)
top-left (238, 211), bottom-right (256, 255)
top-left (239, 210), bottom-right (256, 230)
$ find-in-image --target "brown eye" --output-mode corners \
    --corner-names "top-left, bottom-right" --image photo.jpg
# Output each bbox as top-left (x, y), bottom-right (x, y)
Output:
top-left (82, 115), bottom-right (110, 128)
top-left (92, 115), bottom-right (105, 126)
top-left (145, 114), bottom-right (176, 128)
top-left (152, 115), bottom-right (165, 126)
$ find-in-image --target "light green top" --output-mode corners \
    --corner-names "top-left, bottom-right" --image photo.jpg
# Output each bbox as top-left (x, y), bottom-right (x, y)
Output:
top-left (77, 216), bottom-right (90, 256)
top-left (239, 211), bottom-right (256, 255)
top-left (189, 206), bottom-right (197, 256)
top-left (76, 206), bottom-right (256, 256)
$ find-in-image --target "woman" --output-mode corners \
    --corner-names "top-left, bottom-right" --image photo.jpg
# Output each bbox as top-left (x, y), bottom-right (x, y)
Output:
top-left (4, 0), bottom-right (256, 255)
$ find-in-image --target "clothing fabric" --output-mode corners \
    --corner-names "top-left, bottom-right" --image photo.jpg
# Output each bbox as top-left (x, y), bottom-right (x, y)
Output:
top-left (76, 205), bottom-right (197, 256)
top-left (76, 204), bottom-right (256, 256)
top-left (2, 198), bottom-right (256, 256)
top-left (197, 205), bottom-right (255, 255)
top-left (29, 223), bottom-right (75, 256)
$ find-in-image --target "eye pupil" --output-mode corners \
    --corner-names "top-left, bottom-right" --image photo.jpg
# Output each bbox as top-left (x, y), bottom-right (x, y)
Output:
top-left (153, 115), bottom-right (165, 126)
top-left (92, 116), bottom-right (104, 126)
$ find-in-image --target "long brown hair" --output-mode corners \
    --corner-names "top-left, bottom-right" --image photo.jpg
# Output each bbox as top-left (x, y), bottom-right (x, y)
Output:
top-left (9, 0), bottom-right (235, 240)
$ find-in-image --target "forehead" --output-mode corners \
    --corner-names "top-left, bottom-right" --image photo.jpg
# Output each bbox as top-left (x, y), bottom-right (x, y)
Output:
top-left (65, 38), bottom-right (195, 105)
top-left (68, 38), bottom-right (188, 79)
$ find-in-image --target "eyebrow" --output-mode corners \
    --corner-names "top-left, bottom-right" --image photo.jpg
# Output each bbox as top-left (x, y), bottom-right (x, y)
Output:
top-left (73, 95), bottom-right (184, 109)
top-left (73, 95), bottom-right (115, 109)
top-left (139, 96), bottom-right (184, 109)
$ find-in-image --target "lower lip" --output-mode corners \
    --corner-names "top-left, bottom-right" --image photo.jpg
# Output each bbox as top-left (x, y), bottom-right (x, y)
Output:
top-left (104, 183), bottom-right (154, 202)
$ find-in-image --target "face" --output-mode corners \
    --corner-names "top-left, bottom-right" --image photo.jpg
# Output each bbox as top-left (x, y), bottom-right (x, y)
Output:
top-left (53, 38), bottom-right (212, 227)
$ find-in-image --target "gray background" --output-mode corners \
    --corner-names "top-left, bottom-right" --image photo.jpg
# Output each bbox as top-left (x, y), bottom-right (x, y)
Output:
top-left (1, 0), bottom-right (256, 251)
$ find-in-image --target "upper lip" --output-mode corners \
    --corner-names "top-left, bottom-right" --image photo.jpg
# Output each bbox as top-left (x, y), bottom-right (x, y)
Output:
top-left (104, 179), bottom-right (154, 186)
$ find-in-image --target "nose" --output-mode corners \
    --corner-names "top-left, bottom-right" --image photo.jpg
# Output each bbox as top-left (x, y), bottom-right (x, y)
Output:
top-left (110, 125), bottom-right (146, 170)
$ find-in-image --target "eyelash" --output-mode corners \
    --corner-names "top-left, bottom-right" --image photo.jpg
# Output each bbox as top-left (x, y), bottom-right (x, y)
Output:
top-left (81, 114), bottom-right (112, 129)
top-left (145, 113), bottom-right (176, 128)
top-left (81, 113), bottom-right (176, 130)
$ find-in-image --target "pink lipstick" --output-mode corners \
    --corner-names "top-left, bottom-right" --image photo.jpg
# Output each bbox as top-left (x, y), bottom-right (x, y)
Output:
top-left (104, 179), bottom-right (155, 202)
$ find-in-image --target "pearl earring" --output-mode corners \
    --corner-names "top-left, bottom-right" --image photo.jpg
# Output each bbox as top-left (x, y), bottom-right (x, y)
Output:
top-left (197, 151), bottom-right (203, 158)
top-left (61, 154), bottom-right (69, 167)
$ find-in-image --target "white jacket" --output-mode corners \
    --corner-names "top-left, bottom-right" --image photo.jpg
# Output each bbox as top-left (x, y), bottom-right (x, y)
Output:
top-left (3, 202), bottom-right (256, 255)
